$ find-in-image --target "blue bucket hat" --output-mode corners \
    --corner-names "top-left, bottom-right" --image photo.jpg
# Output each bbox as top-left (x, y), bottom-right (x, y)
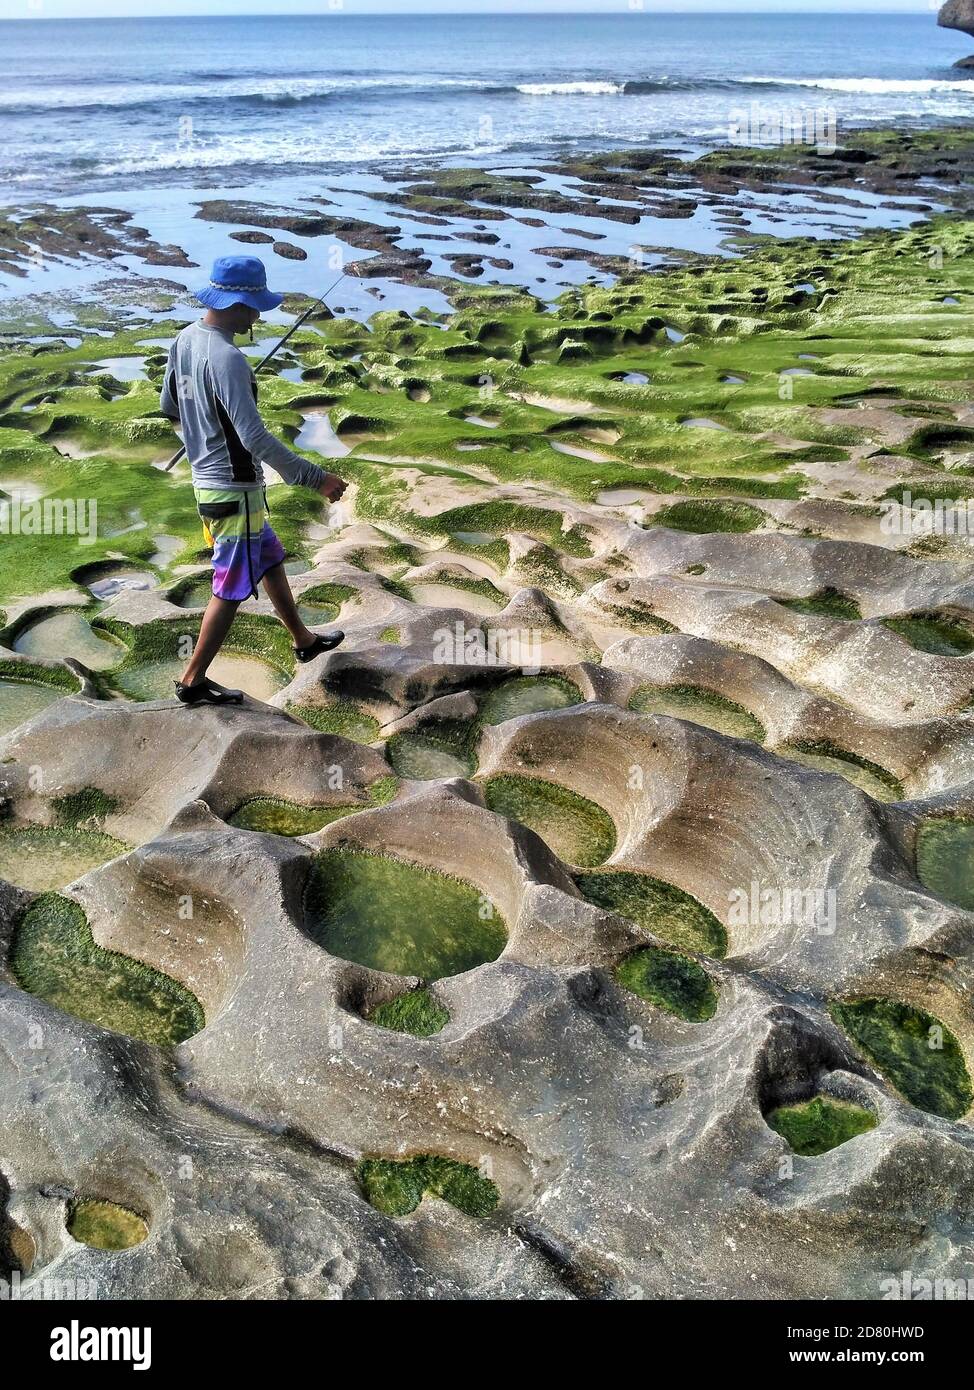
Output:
top-left (195, 255), bottom-right (283, 312)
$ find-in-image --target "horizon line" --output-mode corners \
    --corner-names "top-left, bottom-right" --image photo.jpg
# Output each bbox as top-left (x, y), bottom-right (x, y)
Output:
top-left (0, 6), bottom-right (938, 18)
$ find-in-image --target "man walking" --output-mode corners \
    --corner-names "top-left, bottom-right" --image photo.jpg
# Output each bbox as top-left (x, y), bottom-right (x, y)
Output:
top-left (161, 255), bottom-right (347, 706)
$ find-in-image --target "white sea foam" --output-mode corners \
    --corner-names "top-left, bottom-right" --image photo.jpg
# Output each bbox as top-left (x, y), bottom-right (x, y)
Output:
top-left (91, 136), bottom-right (509, 178)
top-left (516, 81), bottom-right (626, 96)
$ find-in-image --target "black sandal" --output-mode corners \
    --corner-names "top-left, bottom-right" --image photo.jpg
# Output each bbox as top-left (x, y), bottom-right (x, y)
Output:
top-left (175, 676), bottom-right (244, 706)
top-left (294, 630), bottom-right (345, 663)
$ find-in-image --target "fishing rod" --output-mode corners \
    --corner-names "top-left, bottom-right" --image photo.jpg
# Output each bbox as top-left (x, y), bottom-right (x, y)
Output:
top-left (163, 268), bottom-right (349, 472)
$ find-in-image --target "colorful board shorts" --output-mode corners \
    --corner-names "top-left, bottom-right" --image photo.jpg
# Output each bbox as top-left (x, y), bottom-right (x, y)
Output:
top-left (195, 487), bottom-right (286, 601)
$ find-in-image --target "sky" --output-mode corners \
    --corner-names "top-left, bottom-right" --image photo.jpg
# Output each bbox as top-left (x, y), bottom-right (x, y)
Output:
top-left (0, 0), bottom-right (941, 19)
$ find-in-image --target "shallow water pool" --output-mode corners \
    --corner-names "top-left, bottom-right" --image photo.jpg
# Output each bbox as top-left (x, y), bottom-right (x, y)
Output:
top-left (0, 679), bottom-right (66, 735)
top-left (14, 611), bottom-right (125, 671)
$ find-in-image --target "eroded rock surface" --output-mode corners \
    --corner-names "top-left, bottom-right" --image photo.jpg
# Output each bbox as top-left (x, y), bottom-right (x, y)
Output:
top-left (2, 185), bottom-right (974, 1300)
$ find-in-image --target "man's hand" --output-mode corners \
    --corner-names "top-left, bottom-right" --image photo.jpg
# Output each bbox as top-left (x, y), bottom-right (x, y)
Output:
top-left (318, 473), bottom-right (347, 503)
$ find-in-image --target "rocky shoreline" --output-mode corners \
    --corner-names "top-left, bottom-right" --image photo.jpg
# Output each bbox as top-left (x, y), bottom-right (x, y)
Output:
top-left (1, 127), bottom-right (974, 1300)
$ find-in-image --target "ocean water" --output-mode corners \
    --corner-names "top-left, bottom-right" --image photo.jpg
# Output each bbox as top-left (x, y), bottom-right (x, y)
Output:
top-left (1, 11), bottom-right (972, 197)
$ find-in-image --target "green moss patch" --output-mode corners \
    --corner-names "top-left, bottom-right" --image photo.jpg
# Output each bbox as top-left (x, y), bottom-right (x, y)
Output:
top-left (296, 580), bottom-right (357, 625)
top-left (766, 1094), bottom-right (877, 1156)
top-left (481, 773), bottom-right (615, 867)
top-left (356, 1155), bottom-right (498, 1217)
top-left (0, 657), bottom-right (81, 694)
top-left (11, 892), bottom-right (204, 1045)
top-left (369, 987), bottom-right (449, 1037)
top-left (287, 702), bottom-right (381, 743)
top-left (830, 997), bottom-right (972, 1120)
top-left (479, 674), bottom-right (583, 725)
top-left (779, 588), bottom-right (862, 621)
top-left (298, 581), bottom-right (358, 610)
top-left (51, 787), bottom-right (119, 828)
top-left (229, 778), bottom-right (396, 834)
top-left (882, 613), bottom-right (974, 657)
top-left (230, 797), bottom-right (363, 836)
top-left (0, 825), bottom-right (129, 892)
top-left (168, 574), bottom-right (212, 609)
top-left (574, 870), bottom-right (727, 957)
top-left (629, 683), bottom-right (765, 743)
top-left (615, 945), bottom-right (718, 1022)
top-left (916, 818), bottom-right (974, 911)
top-left (303, 849), bottom-right (506, 979)
top-left (418, 501), bottom-right (593, 557)
top-left (67, 1200), bottom-right (149, 1251)
top-left (650, 499), bottom-right (764, 534)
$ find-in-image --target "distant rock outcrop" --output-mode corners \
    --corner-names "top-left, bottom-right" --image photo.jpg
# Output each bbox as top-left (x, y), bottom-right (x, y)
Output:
top-left (939, 0), bottom-right (974, 64)
top-left (939, 0), bottom-right (974, 36)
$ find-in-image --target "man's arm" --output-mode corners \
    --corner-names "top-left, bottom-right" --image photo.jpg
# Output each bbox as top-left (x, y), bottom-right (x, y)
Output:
top-left (160, 345), bottom-right (180, 422)
top-left (209, 350), bottom-right (329, 491)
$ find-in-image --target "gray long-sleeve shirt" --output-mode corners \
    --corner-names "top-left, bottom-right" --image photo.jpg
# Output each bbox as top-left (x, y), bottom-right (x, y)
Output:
top-left (160, 320), bottom-right (325, 492)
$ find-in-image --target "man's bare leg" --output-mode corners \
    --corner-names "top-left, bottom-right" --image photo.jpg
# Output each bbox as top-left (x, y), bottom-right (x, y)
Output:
top-left (179, 594), bottom-right (240, 686)
top-left (261, 562), bottom-right (318, 648)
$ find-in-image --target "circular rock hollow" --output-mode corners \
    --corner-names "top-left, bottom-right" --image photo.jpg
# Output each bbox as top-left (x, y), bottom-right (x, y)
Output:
top-left (67, 1200), bottom-right (149, 1251)
top-left (481, 774), bottom-right (615, 868)
top-left (303, 849), bottom-right (507, 979)
top-left (915, 816), bottom-right (974, 910)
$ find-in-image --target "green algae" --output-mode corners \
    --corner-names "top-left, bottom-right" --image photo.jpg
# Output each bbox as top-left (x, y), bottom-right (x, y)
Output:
top-left (303, 849), bottom-right (506, 979)
top-left (11, 892), bottom-right (204, 1045)
top-left (369, 987), bottom-right (449, 1037)
top-left (882, 613), bottom-right (974, 657)
top-left (915, 817), bottom-right (974, 911)
top-left (777, 740), bottom-right (903, 802)
top-left (766, 1095), bottom-right (877, 1156)
top-left (512, 545), bottom-right (582, 598)
top-left (479, 674), bottom-right (582, 725)
top-left (649, 499), bottom-right (765, 534)
top-left (481, 773), bottom-right (615, 867)
top-left (592, 595), bottom-right (676, 635)
top-left (51, 787), bottom-right (119, 828)
top-left (5, 207), bottom-right (974, 594)
top-left (628, 682), bottom-right (765, 743)
top-left (574, 871), bottom-right (727, 957)
top-left (779, 588), bottom-right (862, 621)
top-left (615, 946), bottom-right (718, 1022)
top-left (295, 581), bottom-right (358, 620)
top-left (0, 657), bottom-right (80, 695)
top-left (287, 701), bottom-right (381, 743)
top-left (830, 997), bottom-right (972, 1120)
top-left (415, 501), bottom-right (593, 557)
top-left (356, 1155), bottom-right (499, 1218)
top-left (386, 719), bottom-right (477, 780)
top-left (227, 780), bottom-right (397, 836)
top-left (168, 574), bottom-right (213, 610)
top-left (0, 824), bottom-right (129, 891)
top-left (67, 1200), bottom-right (149, 1251)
